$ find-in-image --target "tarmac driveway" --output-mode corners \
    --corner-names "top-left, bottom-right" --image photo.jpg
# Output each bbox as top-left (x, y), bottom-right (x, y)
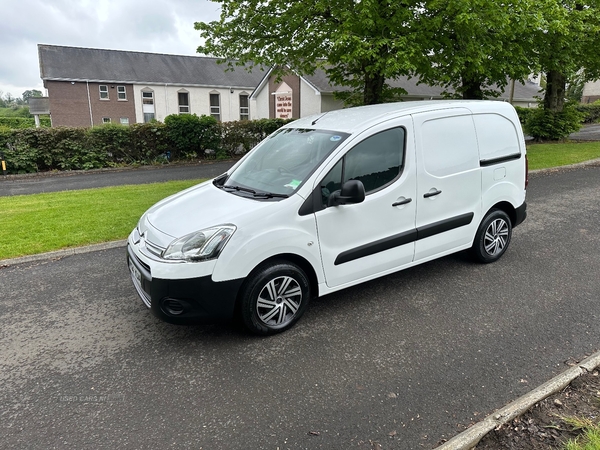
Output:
top-left (1, 165), bottom-right (599, 449)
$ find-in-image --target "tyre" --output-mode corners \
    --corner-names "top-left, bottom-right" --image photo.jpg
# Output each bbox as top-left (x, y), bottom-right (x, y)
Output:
top-left (472, 209), bottom-right (512, 263)
top-left (240, 261), bottom-right (310, 335)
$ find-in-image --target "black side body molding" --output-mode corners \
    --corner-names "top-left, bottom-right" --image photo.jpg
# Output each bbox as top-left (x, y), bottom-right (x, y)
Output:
top-left (479, 153), bottom-right (522, 167)
top-left (335, 230), bottom-right (418, 266)
top-left (334, 212), bottom-right (474, 265)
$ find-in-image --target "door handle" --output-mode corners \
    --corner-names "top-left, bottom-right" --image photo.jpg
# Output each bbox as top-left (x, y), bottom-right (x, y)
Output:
top-left (423, 189), bottom-right (442, 198)
top-left (392, 198), bottom-right (412, 207)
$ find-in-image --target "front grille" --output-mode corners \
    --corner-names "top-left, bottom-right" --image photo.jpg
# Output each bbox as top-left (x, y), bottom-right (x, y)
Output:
top-left (134, 254), bottom-right (151, 273)
top-left (130, 271), bottom-right (151, 308)
top-left (145, 239), bottom-right (165, 258)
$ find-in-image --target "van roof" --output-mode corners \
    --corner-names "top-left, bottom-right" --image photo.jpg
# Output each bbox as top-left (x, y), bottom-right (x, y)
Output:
top-left (286, 100), bottom-right (517, 134)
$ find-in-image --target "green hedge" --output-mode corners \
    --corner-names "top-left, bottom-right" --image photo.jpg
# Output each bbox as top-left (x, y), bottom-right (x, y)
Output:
top-left (0, 117), bottom-right (51, 129)
top-left (0, 115), bottom-right (291, 174)
top-left (515, 102), bottom-right (600, 141)
top-left (575, 101), bottom-right (600, 124)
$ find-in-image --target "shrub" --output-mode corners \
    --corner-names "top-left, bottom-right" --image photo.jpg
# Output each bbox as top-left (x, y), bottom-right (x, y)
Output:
top-left (514, 106), bottom-right (535, 125)
top-left (0, 117), bottom-right (290, 174)
top-left (575, 101), bottom-right (600, 124)
top-left (164, 114), bottom-right (221, 159)
top-left (88, 124), bottom-right (132, 165)
top-left (0, 117), bottom-right (51, 129)
top-left (129, 122), bottom-right (170, 164)
top-left (220, 118), bottom-right (294, 158)
top-left (524, 104), bottom-right (585, 141)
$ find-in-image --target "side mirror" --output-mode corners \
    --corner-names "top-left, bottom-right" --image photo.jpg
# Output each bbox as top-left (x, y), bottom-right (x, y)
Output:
top-left (328, 180), bottom-right (366, 207)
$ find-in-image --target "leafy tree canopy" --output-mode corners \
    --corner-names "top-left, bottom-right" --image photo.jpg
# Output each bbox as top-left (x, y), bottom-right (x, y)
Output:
top-left (196, 0), bottom-right (600, 108)
top-left (414, 0), bottom-right (541, 99)
top-left (532, 0), bottom-right (600, 112)
top-left (22, 90), bottom-right (43, 102)
top-left (196, 0), bottom-right (426, 105)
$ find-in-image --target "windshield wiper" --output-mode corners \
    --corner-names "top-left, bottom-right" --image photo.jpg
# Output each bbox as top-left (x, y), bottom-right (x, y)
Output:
top-left (221, 184), bottom-right (287, 199)
top-left (253, 192), bottom-right (289, 199)
top-left (222, 184), bottom-right (257, 195)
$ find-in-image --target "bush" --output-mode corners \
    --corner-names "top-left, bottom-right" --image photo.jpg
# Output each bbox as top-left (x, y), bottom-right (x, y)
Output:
top-left (0, 117), bottom-right (290, 174)
top-left (575, 101), bottom-right (600, 124)
top-left (164, 114), bottom-right (221, 159)
top-left (0, 117), bottom-right (51, 129)
top-left (129, 122), bottom-right (170, 164)
top-left (514, 106), bottom-right (535, 125)
top-left (220, 118), bottom-right (294, 158)
top-left (524, 104), bottom-right (585, 141)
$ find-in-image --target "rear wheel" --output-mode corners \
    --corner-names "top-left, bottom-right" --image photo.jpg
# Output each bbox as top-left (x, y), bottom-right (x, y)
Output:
top-left (240, 261), bottom-right (310, 335)
top-left (472, 209), bottom-right (512, 263)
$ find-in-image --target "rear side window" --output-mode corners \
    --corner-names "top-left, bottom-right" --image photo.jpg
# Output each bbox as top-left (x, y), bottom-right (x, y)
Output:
top-left (320, 127), bottom-right (405, 205)
top-left (422, 115), bottom-right (479, 177)
top-left (473, 113), bottom-right (521, 162)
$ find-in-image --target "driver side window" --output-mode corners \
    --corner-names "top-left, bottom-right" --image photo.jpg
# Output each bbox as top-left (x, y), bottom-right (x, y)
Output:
top-left (320, 127), bottom-right (405, 206)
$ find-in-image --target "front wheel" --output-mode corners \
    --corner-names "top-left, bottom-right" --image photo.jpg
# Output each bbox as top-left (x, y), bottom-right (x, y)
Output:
top-left (472, 209), bottom-right (512, 263)
top-left (240, 261), bottom-right (310, 335)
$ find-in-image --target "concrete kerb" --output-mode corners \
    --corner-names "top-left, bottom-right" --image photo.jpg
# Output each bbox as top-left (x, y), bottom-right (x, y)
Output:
top-left (435, 350), bottom-right (600, 450)
top-left (0, 240), bottom-right (127, 267)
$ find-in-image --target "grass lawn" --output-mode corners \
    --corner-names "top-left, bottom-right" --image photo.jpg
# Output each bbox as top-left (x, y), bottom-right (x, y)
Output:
top-left (0, 179), bottom-right (204, 260)
top-left (526, 141), bottom-right (600, 170)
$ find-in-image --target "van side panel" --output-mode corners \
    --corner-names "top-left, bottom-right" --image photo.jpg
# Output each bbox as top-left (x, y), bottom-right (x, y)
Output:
top-left (413, 109), bottom-right (482, 261)
top-left (473, 112), bottom-right (527, 215)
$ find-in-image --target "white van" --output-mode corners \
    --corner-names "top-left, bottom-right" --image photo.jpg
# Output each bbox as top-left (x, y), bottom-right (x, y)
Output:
top-left (127, 100), bottom-right (527, 334)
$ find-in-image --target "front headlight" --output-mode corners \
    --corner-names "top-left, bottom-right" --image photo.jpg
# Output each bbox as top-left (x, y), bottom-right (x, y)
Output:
top-left (162, 225), bottom-right (236, 262)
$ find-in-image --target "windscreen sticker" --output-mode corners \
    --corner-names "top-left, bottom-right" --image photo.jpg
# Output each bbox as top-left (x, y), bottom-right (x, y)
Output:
top-left (330, 135), bottom-right (342, 142)
top-left (284, 179), bottom-right (302, 190)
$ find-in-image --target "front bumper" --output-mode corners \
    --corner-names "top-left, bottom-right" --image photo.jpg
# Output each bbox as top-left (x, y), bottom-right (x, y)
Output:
top-left (127, 244), bottom-right (244, 324)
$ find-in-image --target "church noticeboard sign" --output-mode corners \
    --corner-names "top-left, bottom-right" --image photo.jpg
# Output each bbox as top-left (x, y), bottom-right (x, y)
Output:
top-left (276, 93), bottom-right (293, 119)
top-left (274, 82), bottom-right (293, 119)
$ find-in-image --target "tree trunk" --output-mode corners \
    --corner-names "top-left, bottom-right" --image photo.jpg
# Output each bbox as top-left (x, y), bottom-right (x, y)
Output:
top-left (363, 73), bottom-right (386, 105)
top-left (543, 70), bottom-right (567, 112)
top-left (461, 76), bottom-right (484, 100)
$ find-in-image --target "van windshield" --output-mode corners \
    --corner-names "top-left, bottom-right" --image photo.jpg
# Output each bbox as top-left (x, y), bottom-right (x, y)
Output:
top-left (222, 128), bottom-right (349, 197)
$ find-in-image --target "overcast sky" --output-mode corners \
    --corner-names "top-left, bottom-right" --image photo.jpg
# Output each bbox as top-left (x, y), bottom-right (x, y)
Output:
top-left (0, 0), bottom-right (222, 99)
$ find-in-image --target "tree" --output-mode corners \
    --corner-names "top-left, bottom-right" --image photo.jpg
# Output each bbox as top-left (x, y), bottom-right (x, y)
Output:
top-left (533, 0), bottom-right (600, 113)
top-left (22, 90), bottom-right (42, 102)
top-left (195, 0), bottom-right (425, 105)
top-left (414, 0), bottom-right (541, 99)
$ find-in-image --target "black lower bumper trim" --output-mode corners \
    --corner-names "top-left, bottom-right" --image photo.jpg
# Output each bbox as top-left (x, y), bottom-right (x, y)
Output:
top-left (149, 275), bottom-right (244, 324)
top-left (514, 201), bottom-right (527, 227)
top-left (127, 245), bottom-right (244, 325)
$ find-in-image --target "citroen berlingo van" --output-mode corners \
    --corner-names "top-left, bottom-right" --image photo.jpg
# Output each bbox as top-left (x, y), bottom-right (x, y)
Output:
top-left (127, 100), bottom-right (527, 335)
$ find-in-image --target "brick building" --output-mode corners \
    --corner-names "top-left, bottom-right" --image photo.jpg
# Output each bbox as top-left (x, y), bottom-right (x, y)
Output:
top-left (38, 44), bottom-right (267, 127)
top-left (39, 44), bottom-right (542, 127)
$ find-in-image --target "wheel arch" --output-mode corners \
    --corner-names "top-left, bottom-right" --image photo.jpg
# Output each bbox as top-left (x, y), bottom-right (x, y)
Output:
top-left (233, 253), bottom-right (320, 315)
top-left (485, 201), bottom-right (517, 226)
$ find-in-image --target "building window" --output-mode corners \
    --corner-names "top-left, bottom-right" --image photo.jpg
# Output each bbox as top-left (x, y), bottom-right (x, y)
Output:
top-left (178, 92), bottom-right (190, 114)
top-left (99, 85), bottom-right (109, 100)
top-left (210, 93), bottom-right (220, 121)
top-left (142, 91), bottom-right (155, 122)
top-left (117, 86), bottom-right (127, 100)
top-left (120, 117), bottom-right (129, 125)
top-left (239, 94), bottom-right (249, 120)
top-left (102, 117), bottom-right (111, 124)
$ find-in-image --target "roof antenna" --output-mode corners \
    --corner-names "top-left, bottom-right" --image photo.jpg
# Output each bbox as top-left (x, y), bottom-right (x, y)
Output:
top-left (311, 111), bottom-right (328, 125)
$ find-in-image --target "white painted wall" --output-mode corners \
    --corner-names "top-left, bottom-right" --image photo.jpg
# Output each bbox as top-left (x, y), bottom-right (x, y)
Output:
top-left (583, 80), bottom-right (600, 97)
top-left (252, 85), bottom-right (271, 120)
top-left (133, 84), bottom-right (256, 123)
top-left (320, 93), bottom-right (345, 113)
top-left (300, 79), bottom-right (321, 117)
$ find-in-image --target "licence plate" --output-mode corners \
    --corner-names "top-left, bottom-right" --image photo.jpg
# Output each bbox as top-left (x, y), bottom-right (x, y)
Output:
top-left (129, 259), bottom-right (142, 285)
